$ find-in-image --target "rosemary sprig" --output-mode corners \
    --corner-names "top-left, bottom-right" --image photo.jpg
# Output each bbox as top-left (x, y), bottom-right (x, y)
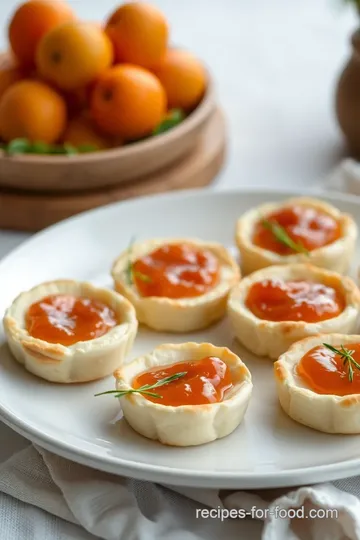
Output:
top-left (261, 218), bottom-right (309, 255)
top-left (133, 271), bottom-right (152, 283)
top-left (125, 237), bottom-right (152, 285)
top-left (95, 371), bottom-right (187, 400)
top-left (323, 343), bottom-right (360, 383)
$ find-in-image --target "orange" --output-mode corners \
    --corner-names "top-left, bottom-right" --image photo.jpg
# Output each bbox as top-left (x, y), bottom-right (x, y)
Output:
top-left (154, 49), bottom-right (206, 110)
top-left (63, 115), bottom-right (109, 150)
top-left (90, 64), bottom-right (166, 140)
top-left (36, 21), bottom-right (114, 91)
top-left (9, 0), bottom-right (75, 68)
top-left (0, 54), bottom-right (24, 102)
top-left (0, 80), bottom-right (67, 143)
top-left (106, 2), bottom-right (168, 69)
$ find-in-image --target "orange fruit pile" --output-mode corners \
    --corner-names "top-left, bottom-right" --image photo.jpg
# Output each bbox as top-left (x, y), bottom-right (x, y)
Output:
top-left (0, 0), bottom-right (207, 151)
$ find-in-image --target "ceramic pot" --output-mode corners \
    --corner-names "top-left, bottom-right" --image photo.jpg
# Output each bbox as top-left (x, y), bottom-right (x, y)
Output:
top-left (336, 30), bottom-right (360, 156)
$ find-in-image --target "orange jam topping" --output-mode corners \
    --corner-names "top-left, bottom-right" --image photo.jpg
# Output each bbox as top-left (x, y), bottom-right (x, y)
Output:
top-left (297, 343), bottom-right (360, 396)
top-left (132, 243), bottom-right (220, 299)
top-left (253, 205), bottom-right (341, 254)
top-left (26, 294), bottom-right (118, 346)
top-left (245, 279), bottom-right (345, 322)
top-left (132, 356), bottom-right (233, 406)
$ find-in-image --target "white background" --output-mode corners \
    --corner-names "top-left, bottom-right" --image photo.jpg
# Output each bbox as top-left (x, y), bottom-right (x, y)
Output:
top-left (0, 0), bottom-right (358, 458)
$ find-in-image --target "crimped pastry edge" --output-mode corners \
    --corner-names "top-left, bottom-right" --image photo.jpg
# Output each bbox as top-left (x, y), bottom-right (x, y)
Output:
top-left (114, 342), bottom-right (253, 446)
top-left (3, 279), bottom-right (138, 383)
top-left (227, 263), bottom-right (360, 359)
top-left (235, 197), bottom-right (357, 275)
top-left (274, 333), bottom-right (360, 433)
top-left (111, 238), bottom-right (240, 332)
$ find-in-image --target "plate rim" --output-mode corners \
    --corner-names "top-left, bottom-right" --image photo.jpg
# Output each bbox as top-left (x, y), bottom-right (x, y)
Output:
top-left (2, 186), bottom-right (360, 489)
top-left (2, 412), bottom-right (360, 489)
top-left (0, 185), bottom-right (355, 269)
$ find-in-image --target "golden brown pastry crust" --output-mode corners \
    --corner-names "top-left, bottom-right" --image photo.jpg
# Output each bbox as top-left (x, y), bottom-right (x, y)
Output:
top-left (111, 238), bottom-right (240, 332)
top-left (3, 280), bottom-right (138, 383)
top-left (227, 263), bottom-right (360, 359)
top-left (236, 197), bottom-right (357, 275)
top-left (274, 333), bottom-right (360, 433)
top-left (114, 342), bottom-right (253, 446)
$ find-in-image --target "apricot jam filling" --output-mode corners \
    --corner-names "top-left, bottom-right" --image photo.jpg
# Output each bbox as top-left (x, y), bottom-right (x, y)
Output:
top-left (297, 344), bottom-right (360, 396)
top-left (132, 356), bottom-right (233, 406)
top-left (245, 279), bottom-right (345, 322)
top-left (253, 205), bottom-right (341, 255)
top-left (132, 243), bottom-right (220, 299)
top-left (26, 294), bottom-right (118, 346)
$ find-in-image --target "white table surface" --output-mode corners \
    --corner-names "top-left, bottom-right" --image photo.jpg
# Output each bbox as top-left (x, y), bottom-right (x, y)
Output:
top-left (0, 0), bottom-right (357, 468)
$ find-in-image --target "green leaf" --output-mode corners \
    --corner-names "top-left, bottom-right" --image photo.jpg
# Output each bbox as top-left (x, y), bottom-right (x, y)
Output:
top-left (125, 237), bottom-right (152, 285)
top-left (47, 143), bottom-right (78, 155)
top-left (48, 145), bottom-right (66, 155)
top-left (63, 143), bottom-right (78, 156)
top-left (144, 371), bottom-right (187, 390)
top-left (30, 141), bottom-right (53, 154)
top-left (95, 371), bottom-right (188, 400)
top-left (322, 343), bottom-right (360, 382)
top-left (6, 138), bottom-right (32, 155)
top-left (2, 139), bottom-right (99, 156)
top-left (126, 236), bottom-right (136, 285)
top-left (132, 270), bottom-right (152, 283)
top-left (153, 109), bottom-right (185, 136)
top-left (261, 218), bottom-right (309, 255)
top-left (77, 144), bottom-right (98, 153)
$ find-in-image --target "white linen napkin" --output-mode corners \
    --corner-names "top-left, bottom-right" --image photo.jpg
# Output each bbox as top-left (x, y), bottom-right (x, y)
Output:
top-left (1, 443), bottom-right (360, 540)
top-left (324, 158), bottom-right (360, 195)
top-left (2, 158), bottom-right (360, 540)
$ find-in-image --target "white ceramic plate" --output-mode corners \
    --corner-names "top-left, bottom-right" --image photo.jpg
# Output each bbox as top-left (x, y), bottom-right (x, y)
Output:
top-left (1, 188), bottom-right (360, 489)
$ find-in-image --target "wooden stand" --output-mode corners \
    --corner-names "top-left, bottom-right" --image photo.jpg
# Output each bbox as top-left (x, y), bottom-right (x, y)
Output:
top-left (0, 108), bottom-right (226, 231)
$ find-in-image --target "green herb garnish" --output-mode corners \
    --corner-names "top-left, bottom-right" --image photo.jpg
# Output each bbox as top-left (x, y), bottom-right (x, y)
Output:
top-left (77, 144), bottom-right (98, 153)
top-left (261, 218), bottom-right (309, 255)
top-left (62, 143), bottom-right (78, 156)
top-left (133, 271), bottom-right (152, 283)
top-left (95, 371), bottom-right (188, 400)
top-left (153, 109), bottom-right (185, 136)
top-left (6, 138), bottom-right (32, 155)
top-left (126, 237), bottom-right (152, 285)
top-left (323, 343), bottom-right (360, 382)
top-left (0, 138), bottom-right (99, 156)
top-left (31, 141), bottom-right (53, 154)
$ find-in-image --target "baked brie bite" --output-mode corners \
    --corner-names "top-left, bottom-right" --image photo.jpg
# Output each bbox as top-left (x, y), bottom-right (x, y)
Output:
top-left (112, 342), bottom-right (253, 446)
top-left (111, 238), bottom-right (240, 332)
top-left (236, 197), bottom-right (357, 275)
top-left (3, 280), bottom-right (138, 383)
top-left (228, 264), bottom-right (360, 359)
top-left (274, 333), bottom-right (360, 433)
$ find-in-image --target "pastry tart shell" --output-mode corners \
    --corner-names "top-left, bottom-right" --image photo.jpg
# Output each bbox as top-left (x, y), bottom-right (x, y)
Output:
top-left (227, 263), bottom-right (360, 359)
top-left (3, 280), bottom-right (138, 383)
top-left (235, 197), bottom-right (357, 275)
top-left (111, 238), bottom-right (240, 333)
top-left (274, 333), bottom-right (360, 434)
top-left (114, 342), bottom-right (253, 446)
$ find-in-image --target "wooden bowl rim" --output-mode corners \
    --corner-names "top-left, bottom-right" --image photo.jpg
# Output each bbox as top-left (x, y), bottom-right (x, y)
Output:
top-left (0, 81), bottom-right (215, 165)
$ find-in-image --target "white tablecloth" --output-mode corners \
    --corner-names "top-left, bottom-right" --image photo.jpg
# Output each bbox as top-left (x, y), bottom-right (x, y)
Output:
top-left (0, 0), bottom-right (358, 537)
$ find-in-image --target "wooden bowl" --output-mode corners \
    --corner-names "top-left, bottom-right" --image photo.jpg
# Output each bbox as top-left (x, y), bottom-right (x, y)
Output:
top-left (0, 82), bottom-right (215, 193)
